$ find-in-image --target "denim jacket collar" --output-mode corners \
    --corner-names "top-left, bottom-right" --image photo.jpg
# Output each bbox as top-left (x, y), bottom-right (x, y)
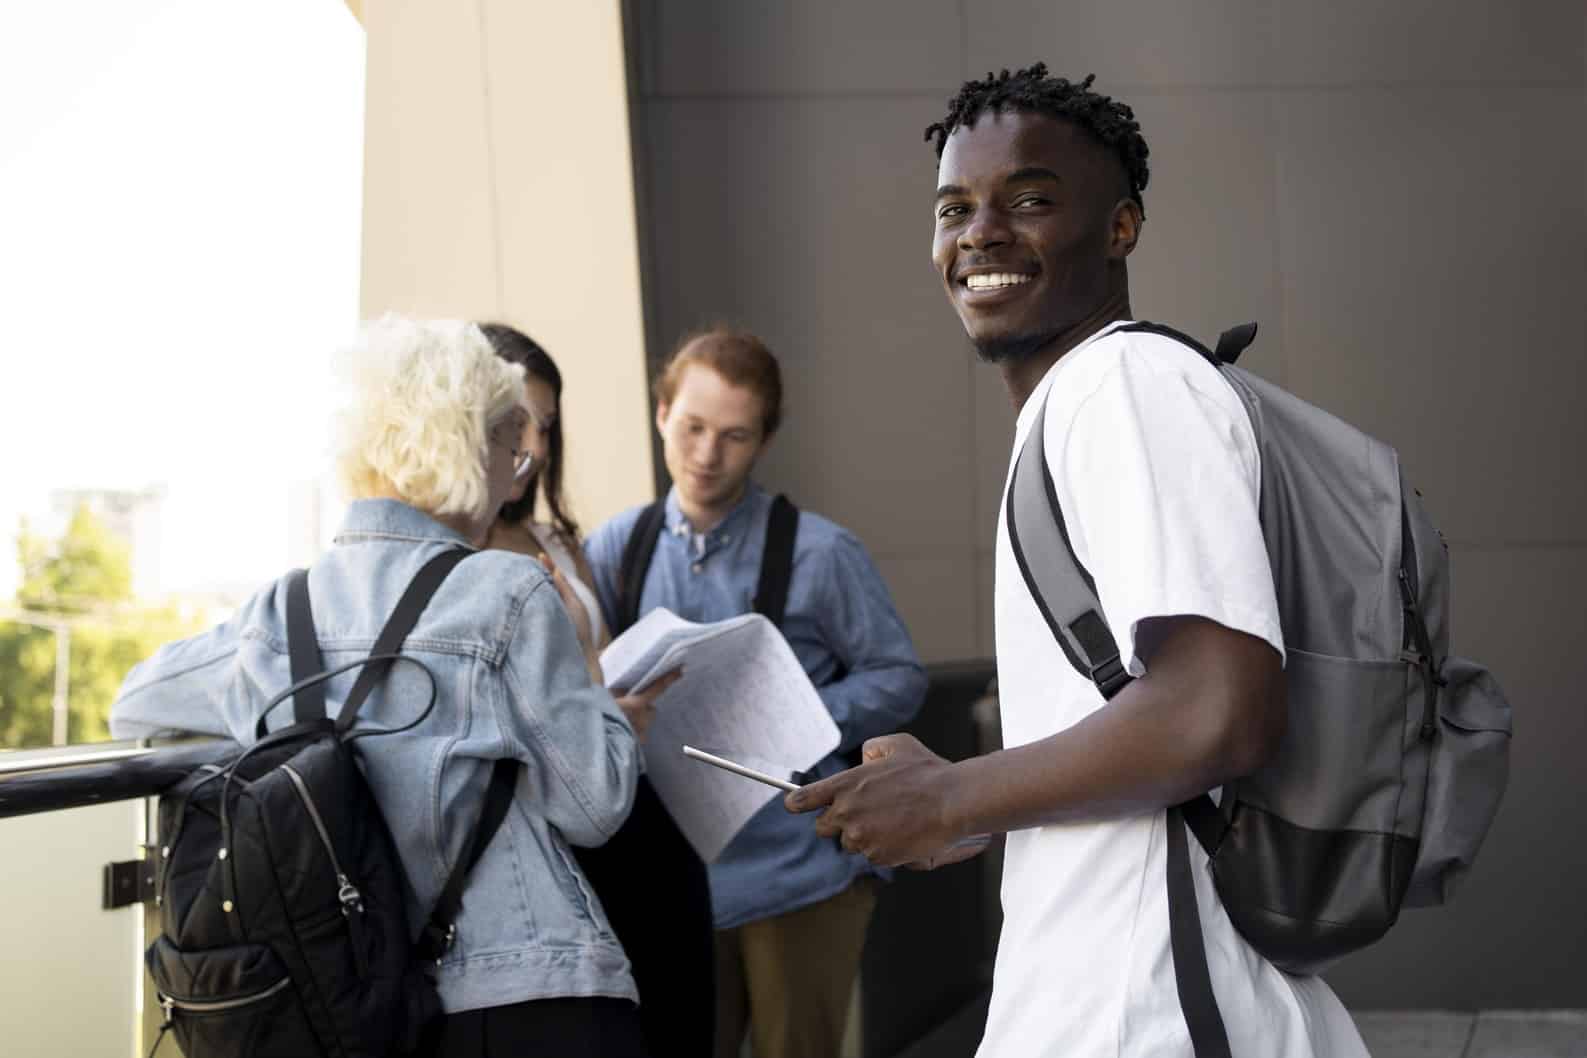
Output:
top-left (331, 498), bottom-right (480, 550)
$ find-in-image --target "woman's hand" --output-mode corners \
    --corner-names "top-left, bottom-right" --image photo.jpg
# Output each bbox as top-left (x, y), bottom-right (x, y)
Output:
top-left (613, 668), bottom-right (684, 742)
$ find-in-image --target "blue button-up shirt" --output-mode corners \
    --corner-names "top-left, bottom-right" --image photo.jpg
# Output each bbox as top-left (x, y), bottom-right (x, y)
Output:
top-left (585, 484), bottom-right (927, 928)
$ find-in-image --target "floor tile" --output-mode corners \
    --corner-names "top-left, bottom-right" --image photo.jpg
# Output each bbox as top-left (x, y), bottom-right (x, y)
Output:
top-left (1351, 1011), bottom-right (1475, 1058)
top-left (1466, 1011), bottom-right (1587, 1058)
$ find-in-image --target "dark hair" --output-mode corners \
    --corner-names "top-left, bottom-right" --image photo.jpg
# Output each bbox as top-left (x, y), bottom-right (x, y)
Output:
top-left (478, 322), bottom-right (580, 541)
top-left (654, 327), bottom-right (783, 438)
top-left (924, 63), bottom-right (1149, 215)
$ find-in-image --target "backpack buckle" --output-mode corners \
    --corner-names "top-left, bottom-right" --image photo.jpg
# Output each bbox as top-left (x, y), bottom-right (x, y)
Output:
top-left (434, 923), bottom-right (456, 966)
top-left (1091, 656), bottom-right (1131, 700)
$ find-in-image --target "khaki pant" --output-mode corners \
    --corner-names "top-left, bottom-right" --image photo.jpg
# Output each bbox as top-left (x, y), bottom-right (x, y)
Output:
top-left (713, 877), bottom-right (878, 1058)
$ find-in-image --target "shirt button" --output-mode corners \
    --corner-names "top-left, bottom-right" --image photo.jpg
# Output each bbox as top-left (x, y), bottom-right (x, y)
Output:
top-left (721, 534), bottom-right (731, 543)
top-left (691, 562), bottom-right (703, 574)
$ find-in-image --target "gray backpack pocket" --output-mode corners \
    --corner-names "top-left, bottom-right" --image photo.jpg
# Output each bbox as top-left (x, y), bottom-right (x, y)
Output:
top-left (1405, 656), bottom-right (1512, 906)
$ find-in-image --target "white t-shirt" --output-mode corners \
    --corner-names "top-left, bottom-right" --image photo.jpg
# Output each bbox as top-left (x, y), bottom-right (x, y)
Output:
top-left (979, 321), bottom-right (1368, 1058)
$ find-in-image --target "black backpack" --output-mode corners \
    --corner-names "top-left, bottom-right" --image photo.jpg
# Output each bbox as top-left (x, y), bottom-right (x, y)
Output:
top-left (146, 549), bottom-right (517, 1057)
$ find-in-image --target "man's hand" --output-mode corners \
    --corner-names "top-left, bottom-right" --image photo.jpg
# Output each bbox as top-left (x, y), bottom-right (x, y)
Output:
top-left (613, 668), bottom-right (683, 742)
top-left (784, 734), bottom-right (980, 869)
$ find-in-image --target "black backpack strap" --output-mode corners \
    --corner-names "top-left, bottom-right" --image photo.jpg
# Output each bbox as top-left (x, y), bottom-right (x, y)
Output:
top-left (278, 569), bottom-right (326, 733)
top-left (753, 494), bottom-right (799, 626)
top-left (1214, 322), bottom-right (1258, 365)
top-left (335, 548), bottom-right (473, 731)
top-left (1168, 804), bottom-right (1234, 1057)
top-left (616, 501), bottom-right (667, 636)
top-left (1005, 393), bottom-right (1133, 700)
top-left (417, 757), bottom-right (518, 962)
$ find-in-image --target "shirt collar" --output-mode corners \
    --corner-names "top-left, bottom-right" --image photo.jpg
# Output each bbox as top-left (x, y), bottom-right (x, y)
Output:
top-left (332, 498), bottom-right (478, 548)
top-left (663, 481), bottom-right (765, 542)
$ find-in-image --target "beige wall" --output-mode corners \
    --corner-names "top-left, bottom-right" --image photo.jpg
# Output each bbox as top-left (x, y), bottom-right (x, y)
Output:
top-left (0, 801), bottom-right (144, 1057)
top-left (625, 0), bottom-right (1587, 1009)
top-left (360, 0), bottom-right (655, 529)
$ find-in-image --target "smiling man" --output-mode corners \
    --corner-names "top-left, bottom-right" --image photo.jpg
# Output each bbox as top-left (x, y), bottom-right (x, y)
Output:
top-left (787, 66), bottom-right (1370, 1056)
top-left (584, 327), bottom-right (927, 1058)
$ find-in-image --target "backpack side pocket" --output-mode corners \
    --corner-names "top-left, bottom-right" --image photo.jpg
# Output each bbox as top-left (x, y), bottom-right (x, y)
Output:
top-left (1404, 656), bottom-right (1512, 907)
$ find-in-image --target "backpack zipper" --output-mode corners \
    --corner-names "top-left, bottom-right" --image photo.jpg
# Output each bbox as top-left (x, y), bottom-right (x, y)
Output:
top-left (159, 975), bottom-right (290, 1017)
top-left (280, 763), bottom-right (370, 974)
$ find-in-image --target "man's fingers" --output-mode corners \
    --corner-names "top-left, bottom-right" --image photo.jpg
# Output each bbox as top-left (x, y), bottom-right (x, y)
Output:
top-left (784, 770), bottom-right (849, 813)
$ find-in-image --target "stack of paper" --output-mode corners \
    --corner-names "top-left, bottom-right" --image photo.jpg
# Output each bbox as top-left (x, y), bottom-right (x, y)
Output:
top-left (599, 608), bottom-right (840, 862)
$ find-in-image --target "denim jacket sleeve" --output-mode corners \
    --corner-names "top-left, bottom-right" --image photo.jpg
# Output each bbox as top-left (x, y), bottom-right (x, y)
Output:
top-left (109, 587), bottom-right (273, 742)
top-left (499, 577), bottom-right (640, 848)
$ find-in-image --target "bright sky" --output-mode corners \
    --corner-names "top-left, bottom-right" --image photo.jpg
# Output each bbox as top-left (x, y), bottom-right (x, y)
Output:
top-left (0, 0), bottom-right (364, 599)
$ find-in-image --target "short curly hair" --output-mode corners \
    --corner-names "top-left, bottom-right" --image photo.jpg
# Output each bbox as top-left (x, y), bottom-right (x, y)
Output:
top-left (333, 314), bottom-right (527, 522)
top-left (925, 63), bottom-right (1150, 215)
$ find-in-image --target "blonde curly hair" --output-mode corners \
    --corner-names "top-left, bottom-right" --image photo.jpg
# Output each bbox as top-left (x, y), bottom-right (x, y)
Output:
top-left (333, 314), bottom-right (527, 522)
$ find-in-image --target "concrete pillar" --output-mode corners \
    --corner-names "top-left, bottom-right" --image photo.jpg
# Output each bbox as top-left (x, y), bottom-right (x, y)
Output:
top-left (359, 0), bottom-right (655, 527)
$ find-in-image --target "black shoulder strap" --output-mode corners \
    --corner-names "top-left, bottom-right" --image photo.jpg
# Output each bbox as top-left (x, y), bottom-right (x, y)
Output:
top-left (335, 547), bottom-right (473, 731)
top-left (418, 757), bottom-right (518, 962)
top-left (616, 501), bottom-right (667, 636)
top-left (753, 494), bottom-right (799, 627)
top-left (284, 569), bottom-right (326, 727)
top-left (1117, 320), bottom-right (1258, 369)
top-left (1168, 804), bottom-right (1234, 1058)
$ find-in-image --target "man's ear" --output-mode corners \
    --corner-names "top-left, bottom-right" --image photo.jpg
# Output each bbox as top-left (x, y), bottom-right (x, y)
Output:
top-left (655, 401), bottom-right (670, 436)
top-left (1108, 198), bottom-right (1143, 260)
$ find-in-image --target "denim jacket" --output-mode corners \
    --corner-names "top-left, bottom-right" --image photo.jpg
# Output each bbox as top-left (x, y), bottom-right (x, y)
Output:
top-left (110, 499), bottom-right (642, 1014)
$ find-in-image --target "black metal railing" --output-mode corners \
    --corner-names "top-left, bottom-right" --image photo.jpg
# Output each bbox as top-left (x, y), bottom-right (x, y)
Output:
top-left (0, 661), bottom-right (1002, 1058)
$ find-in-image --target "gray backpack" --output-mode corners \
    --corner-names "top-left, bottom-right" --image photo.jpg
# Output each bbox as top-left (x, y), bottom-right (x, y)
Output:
top-left (1007, 321), bottom-right (1512, 1056)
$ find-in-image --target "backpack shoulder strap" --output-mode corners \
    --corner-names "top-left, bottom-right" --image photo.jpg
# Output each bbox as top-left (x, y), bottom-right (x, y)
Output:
top-left (417, 757), bottom-right (518, 962)
top-left (616, 501), bottom-right (667, 636)
top-left (753, 494), bottom-right (800, 627)
top-left (1117, 319), bottom-right (1258, 368)
top-left (282, 569), bottom-right (326, 730)
top-left (1005, 391), bottom-right (1132, 701)
top-left (335, 547), bottom-right (474, 731)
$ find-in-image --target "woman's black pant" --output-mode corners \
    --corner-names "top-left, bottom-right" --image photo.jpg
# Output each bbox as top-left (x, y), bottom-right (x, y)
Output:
top-left (574, 776), bottom-right (716, 1057)
top-left (418, 996), bottom-right (647, 1057)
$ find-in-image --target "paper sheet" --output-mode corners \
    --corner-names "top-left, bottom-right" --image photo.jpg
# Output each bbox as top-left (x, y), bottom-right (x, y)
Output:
top-left (600, 608), bottom-right (840, 862)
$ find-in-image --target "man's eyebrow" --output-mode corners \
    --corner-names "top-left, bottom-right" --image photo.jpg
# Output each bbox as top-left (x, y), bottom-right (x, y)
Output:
top-left (1005, 166), bottom-right (1062, 186)
top-left (934, 183), bottom-right (969, 201)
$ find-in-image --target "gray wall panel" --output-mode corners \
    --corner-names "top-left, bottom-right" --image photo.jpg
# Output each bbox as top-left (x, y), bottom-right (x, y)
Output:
top-left (1274, 0), bottom-right (1583, 85)
top-left (1127, 90), bottom-right (1288, 386)
top-left (638, 0), bottom-right (962, 97)
top-left (972, 365), bottom-right (1015, 554)
top-left (1274, 86), bottom-right (1587, 542)
top-left (965, 0), bottom-right (1278, 88)
top-left (874, 555), bottom-right (978, 664)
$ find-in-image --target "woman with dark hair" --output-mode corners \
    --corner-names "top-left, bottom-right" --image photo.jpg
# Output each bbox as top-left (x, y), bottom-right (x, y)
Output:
top-left (478, 323), bottom-right (611, 646)
top-left (480, 322), bottom-right (715, 1058)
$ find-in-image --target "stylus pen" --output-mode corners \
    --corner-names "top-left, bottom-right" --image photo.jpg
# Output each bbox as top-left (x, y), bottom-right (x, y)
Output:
top-left (682, 744), bottom-right (802, 792)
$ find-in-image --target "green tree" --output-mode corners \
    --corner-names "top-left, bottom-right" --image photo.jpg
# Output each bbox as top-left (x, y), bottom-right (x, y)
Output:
top-left (0, 506), bottom-right (206, 749)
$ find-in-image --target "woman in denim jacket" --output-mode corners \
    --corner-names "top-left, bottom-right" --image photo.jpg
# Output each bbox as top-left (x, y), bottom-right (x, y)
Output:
top-left (110, 316), bottom-right (648, 1056)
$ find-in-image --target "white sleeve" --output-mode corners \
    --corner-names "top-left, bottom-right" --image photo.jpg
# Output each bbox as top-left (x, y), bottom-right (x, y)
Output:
top-left (1044, 356), bottom-right (1284, 676)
